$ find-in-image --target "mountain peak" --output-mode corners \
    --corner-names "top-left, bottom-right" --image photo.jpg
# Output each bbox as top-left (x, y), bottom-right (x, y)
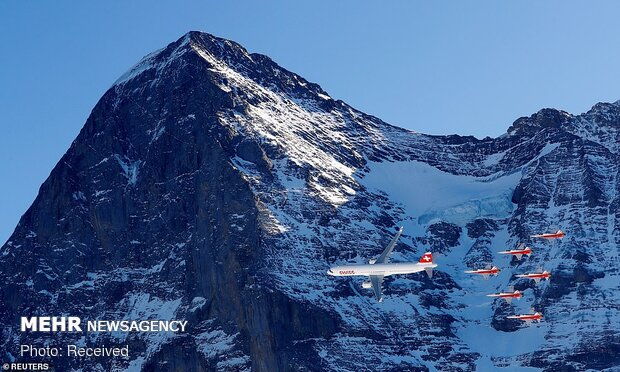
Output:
top-left (113, 30), bottom-right (331, 103)
top-left (583, 100), bottom-right (620, 123)
top-left (111, 30), bottom-right (252, 87)
top-left (185, 30), bottom-right (256, 64)
top-left (506, 107), bottom-right (572, 136)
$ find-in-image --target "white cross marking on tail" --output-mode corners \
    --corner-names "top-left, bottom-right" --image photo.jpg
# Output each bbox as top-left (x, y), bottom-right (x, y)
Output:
top-left (422, 256), bottom-right (431, 262)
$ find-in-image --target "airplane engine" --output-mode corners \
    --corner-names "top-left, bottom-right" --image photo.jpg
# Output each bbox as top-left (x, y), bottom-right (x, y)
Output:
top-left (368, 258), bottom-right (377, 264)
top-left (362, 281), bottom-right (372, 289)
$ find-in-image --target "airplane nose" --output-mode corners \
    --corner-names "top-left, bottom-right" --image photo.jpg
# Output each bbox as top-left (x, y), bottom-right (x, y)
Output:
top-left (327, 269), bottom-right (334, 276)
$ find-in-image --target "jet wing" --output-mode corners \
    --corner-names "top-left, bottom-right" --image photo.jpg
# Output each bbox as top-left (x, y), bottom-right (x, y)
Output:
top-left (376, 226), bottom-right (404, 264)
top-left (370, 274), bottom-right (384, 302)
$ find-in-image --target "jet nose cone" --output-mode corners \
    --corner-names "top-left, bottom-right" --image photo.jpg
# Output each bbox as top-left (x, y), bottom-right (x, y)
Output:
top-left (327, 268), bottom-right (335, 276)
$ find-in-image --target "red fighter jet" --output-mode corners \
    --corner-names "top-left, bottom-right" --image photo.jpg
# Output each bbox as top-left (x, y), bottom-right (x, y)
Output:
top-left (507, 311), bottom-right (543, 325)
top-left (465, 265), bottom-right (500, 280)
top-left (498, 243), bottom-right (532, 261)
top-left (486, 287), bottom-right (522, 303)
top-left (531, 230), bottom-right (565, 239)
top-left (515, 269), bottom-right (551, 284)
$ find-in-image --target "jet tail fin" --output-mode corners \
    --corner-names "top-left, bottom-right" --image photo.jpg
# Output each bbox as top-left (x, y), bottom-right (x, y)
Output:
top-left (419, 252), bottom-right (433, 264)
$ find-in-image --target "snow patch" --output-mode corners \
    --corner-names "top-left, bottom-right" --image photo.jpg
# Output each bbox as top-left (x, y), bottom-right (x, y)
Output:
top-left (114, 155), bottom-right (140, 186)
top-left (362, 161), bottom-right (520, 226)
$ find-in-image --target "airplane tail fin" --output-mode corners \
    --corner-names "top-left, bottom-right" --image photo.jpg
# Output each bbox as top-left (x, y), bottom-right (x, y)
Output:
top-left (419, 252), bottom-right (433, 263)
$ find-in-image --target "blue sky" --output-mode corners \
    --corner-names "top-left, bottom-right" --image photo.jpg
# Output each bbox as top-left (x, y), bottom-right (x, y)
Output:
top-left (2, 0), bottom-right (620, 243)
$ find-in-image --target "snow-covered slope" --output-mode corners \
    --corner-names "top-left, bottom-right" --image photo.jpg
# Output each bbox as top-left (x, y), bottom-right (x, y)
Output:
top-left (1, 31), bottom-right (619, 371)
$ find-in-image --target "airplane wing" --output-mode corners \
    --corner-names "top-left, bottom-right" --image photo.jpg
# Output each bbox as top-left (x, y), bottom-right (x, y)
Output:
top-left (376, 226), bottom-right (404, 264)
top-left (370, 274), bottom-right (384, 302)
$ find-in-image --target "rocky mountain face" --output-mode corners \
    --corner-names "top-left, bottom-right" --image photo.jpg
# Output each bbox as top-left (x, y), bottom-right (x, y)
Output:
top-left (1, 31), bottom-right (619, 371)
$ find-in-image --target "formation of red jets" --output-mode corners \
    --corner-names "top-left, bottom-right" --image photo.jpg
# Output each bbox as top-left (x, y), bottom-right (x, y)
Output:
top-left (465, 229), bottom-right (564, 326)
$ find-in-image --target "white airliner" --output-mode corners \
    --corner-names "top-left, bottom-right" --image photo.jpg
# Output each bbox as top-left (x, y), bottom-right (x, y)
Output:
top-left (327, 227), bottom-right (437, 302)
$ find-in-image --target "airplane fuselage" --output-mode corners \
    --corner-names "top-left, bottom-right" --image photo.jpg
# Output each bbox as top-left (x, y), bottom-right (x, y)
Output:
top-left (499, 249), bottom-right (531, 255)
top-left (517, 273), bottom-right (550, 280)
top-left (328, 262), bottom-right (437, 277)
top-left (531, 232), bottom-right (564, 239)
top-left (488, 292), bottom-right (521, 299)
top-left (465, 268), bottom-right (500, 275)
top-left (508, 314), bottom-right (543, 321)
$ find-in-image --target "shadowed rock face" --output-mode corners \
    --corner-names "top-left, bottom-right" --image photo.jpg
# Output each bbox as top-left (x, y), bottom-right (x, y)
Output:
top-left (1, 31), bottom-right (620, 371)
